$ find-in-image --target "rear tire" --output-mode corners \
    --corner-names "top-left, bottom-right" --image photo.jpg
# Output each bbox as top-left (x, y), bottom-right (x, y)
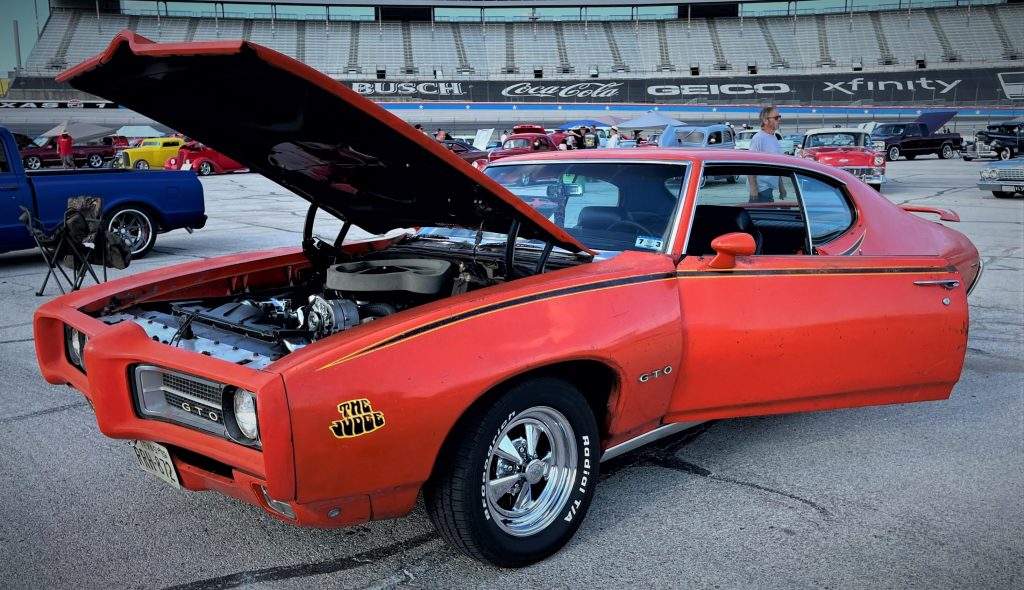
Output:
top-left (25, 156), bottom-right (42, 170)
top-left (133, 159), bottom-right (149, 170)
top-left (905, 154), bottom-right (916, 160)
top-left (424, 378), bottom-right (599, 568)
top-left (887, 146), bottom-right (901, 161)
top-left (106, 205), bottom-right (157, 258)
top-left (962, 156), bottom-right (974, 162)
top-left (88, 154), bottom-right (104, 168)
top-left (940, 144), bottom-right (954, 160)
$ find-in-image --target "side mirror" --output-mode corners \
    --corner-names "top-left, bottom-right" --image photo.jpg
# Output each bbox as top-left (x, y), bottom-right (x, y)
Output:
top-left (708, 232), bottom-right (756, 269)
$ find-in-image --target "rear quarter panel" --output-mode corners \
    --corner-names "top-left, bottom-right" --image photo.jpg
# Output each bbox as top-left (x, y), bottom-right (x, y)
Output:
top-left (28, 170), bottom-right (205, 231)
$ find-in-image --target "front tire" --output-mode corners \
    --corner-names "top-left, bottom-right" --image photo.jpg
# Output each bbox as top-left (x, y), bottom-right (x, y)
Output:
top-left (425, 378), bottom-right (599, 568)
top-left (992, 191), bottom-right (1012, 199)
top-left (998, 147), bottom-right (1012, 161)
top-left (870, 183), bottom-right (882, 192)
top-left (197, 161), bottom-right (214, 176)
top-left (887, 146), bottom-right (901, 161)
top-left (88, 154), bottom-right (104, 168)
top-left (940, 144), bottom-right (954, 160)
top-left (133, 159), bottom-right (150, 170)
top-left (106, 206), bottom-right (157, 258)
top-left (25, 156), bottom-right (42, 170)
top-left (963, 156), bottom-right (974, 162)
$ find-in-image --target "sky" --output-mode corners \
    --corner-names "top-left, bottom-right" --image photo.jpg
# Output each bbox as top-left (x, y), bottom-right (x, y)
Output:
top-left (0, 0), bottom-right (49, 77)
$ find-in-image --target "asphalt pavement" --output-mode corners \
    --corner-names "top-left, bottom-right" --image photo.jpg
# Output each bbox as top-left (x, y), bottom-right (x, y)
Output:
top-left (0, 156), bottom-right (1021, 589)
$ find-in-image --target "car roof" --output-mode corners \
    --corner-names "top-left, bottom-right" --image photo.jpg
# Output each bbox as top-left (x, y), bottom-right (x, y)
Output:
top-left (805, 128), bottom-right (870, 135)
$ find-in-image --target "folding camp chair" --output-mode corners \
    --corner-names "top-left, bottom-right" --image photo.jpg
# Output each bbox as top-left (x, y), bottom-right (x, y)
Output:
top-left (19, 196), bottom-right (107, 296)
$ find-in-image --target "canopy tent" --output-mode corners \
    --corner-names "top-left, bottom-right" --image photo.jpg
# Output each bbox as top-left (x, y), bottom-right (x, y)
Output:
top-left (616, 111), bottom-right (683, 130)
top-left (116, 125), bottom-right (164, 138)
top-left (558, 119), bottom-right (610, 130)
top-left (40, 121), bottom-right (115, 141)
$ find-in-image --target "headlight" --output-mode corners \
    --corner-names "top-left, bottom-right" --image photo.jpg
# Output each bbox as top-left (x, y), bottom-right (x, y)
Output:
top-left (873, 141), bottom-right (885, 150)
top-left (230, 388), bottom-right (260, 443)
top-left (872, 167), bottom-right (885, 175)
top-left (981, 168), bottom-right (998, 180)
top-left (873, 155), bottom-right (885, 166)
top-left (63, 325), bottom-right (88, 372)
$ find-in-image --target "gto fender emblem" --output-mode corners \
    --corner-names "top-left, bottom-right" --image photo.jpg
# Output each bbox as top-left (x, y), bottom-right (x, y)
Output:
top-left (639, 366), bottom-right (673, 383)
top-left (330, 398), bottom-right (386, 439)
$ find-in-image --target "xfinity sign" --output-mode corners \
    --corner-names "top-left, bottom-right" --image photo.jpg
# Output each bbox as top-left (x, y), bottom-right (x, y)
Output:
top-left (822, 76), bottom-right (962, 95)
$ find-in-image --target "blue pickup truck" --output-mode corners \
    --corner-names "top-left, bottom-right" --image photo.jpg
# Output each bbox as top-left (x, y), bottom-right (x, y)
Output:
top-left (0, 126), bottom-right (205, 258)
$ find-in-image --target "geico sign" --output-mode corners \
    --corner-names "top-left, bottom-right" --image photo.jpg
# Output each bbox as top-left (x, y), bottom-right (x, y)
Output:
top-left (350, 82), bottom-right (466, 96)
top-left (647, 83), bottom-right (791, 96)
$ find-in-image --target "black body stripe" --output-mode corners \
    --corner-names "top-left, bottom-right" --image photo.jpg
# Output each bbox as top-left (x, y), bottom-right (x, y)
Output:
top-left (676, 265), bottom-right (954, 277)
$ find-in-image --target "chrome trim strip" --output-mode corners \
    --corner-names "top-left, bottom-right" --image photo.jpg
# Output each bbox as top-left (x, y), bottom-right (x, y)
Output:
top-left (601, 420), bottom-right (705, 462)
top-left (967, 258), bottom-right (984, 297)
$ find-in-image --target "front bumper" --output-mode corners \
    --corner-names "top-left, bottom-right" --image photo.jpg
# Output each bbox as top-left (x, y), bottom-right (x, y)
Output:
top-left (33, 301), bottom-right (371, 529)
top-left (977, 180), bottom-right (1024, 193)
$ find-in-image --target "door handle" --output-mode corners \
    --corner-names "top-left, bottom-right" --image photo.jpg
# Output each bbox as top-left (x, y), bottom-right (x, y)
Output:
top-left (0, 185), bottom-right (19, 191)
top-left (914, 279), bottom-right (960, 289)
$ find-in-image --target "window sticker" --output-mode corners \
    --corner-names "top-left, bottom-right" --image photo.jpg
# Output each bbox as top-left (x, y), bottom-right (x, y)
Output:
top-left (635, 236), bottom-right (664, 250)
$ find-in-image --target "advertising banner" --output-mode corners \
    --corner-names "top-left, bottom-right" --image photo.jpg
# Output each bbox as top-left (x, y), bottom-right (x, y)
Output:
top-left (343, 68), bottom-right (1023, 105)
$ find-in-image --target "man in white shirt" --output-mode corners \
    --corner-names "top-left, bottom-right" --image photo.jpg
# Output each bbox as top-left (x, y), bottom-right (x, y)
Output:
top-left (747, 106), bottom-right (788, 203)
top-left (606, 126), bottom-right (621, 148)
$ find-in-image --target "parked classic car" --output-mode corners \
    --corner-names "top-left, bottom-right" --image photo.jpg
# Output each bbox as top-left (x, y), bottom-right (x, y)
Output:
top-left (41, 31), bottom-right (981, 569)
top-left (438, 138), bottom-right (489, 164)
top-left (20, 134), bottom-right (128, 169)
top-left (871, 111), bottom-right (963, 161)
top-left (963, 119), bottom-right (1024, 161)
top-left (114, 136), bottom-right (186, 170)
top-left (488, 132), bottom-right (560, 162)
top-left (799, 128), bottom-right (887, 191)
top-left (164, 141), bottom-right (246, 175)
top-left (0, 126), bottom-right (205, 258)
top-left (653, 123), bottom-right (735, 148)
top-left (977, 157), bottom-right (1024, 198)
top-left (735, 129), bottom-right (795, 154)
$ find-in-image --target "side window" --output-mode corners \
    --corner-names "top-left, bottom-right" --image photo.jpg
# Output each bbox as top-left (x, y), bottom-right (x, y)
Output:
top-left (905, 125), bottom-right (923, 138)
top-left (723, 129), bottom-right (734, 143)
top-left (0, 143), bottom-right (9, 173)
top-left (163, 141), bottom-right (178, 148)
top-left (796, 174), bottom-right (854, 245)
top-left (688, 165), bottom-right (804, 256)
top-left (709, 131), bottom-right (722, 145)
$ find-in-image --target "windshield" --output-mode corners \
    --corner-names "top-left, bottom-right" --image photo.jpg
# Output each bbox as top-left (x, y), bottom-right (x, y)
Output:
top-left (141, 140), bottom-right (160, 147)
top-left (737, 131), bottom-right (757, 140)
top-left (805, 132), bottom-right (869, 148)
top-left (874, 125), bottom-right (904, 136)
top-left (419, 162), bottom-right (687, 254)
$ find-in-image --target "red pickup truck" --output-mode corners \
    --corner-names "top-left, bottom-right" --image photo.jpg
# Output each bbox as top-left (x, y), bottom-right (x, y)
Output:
top-left (19, 134), bottom-right (129, 170)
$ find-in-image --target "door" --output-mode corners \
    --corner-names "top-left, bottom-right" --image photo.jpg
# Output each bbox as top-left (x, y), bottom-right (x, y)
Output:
top-left (0, 143), bottom-right (35, 251)
top-left (665, 164), bottom-right (968, 422)
top-left (903, 123), bottom-right (926, 154)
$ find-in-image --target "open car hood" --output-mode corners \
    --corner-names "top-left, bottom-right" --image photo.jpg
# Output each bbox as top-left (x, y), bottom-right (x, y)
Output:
top-left (58, 31), bottom-right (588, 253)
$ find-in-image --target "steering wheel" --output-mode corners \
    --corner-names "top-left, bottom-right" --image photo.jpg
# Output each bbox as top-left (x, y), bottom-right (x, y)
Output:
top-left (607, 220), bottom-right (655, 235)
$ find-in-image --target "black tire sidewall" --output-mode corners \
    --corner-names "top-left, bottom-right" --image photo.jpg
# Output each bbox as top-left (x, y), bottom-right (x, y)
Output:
top-left (459, 379), bottom-right (599, 567)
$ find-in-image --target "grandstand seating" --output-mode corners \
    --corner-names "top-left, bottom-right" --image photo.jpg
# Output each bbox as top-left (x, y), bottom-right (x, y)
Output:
top-left (18, 4), bottom-right (1024, 80)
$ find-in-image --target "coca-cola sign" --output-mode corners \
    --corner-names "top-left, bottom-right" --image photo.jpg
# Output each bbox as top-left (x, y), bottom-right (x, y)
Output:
top-left (500, 82), bottom-right (622, 99)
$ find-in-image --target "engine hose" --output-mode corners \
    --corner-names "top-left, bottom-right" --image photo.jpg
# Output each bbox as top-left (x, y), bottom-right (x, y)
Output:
top-left (361, 302), bottom-right (398, 318)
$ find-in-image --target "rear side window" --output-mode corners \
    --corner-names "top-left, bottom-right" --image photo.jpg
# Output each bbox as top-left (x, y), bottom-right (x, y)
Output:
top-left (796, 175), bottom-right (855, 243)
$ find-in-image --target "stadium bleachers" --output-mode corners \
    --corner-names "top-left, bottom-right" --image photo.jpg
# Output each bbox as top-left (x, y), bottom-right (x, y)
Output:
top-left (17, 4), bottom-right (1024, 80)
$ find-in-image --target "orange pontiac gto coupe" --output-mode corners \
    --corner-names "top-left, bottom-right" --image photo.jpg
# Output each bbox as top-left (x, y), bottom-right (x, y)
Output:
top-left (35, 32), bottom-right (981, 567)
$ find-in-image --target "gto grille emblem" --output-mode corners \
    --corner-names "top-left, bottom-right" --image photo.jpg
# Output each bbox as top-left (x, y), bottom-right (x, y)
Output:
top-left (180, 401), bottom-right (220, 423)
top-left (639, 366), bottom-right (673, 383)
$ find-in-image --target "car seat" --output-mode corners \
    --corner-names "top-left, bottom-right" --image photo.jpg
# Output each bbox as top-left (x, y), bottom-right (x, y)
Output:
top-left (685, 205), bottom-right (763, 256)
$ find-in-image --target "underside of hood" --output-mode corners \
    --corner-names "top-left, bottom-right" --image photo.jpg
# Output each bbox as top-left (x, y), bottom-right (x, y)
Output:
top-left (57, 31), bottom-right (588, 253)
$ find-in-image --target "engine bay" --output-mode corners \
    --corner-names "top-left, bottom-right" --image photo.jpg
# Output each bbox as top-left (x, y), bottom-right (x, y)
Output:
top-left (97, 253), bottom-right (521, 368)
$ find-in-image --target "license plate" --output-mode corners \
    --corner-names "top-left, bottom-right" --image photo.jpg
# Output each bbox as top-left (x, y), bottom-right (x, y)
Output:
top-left (132, 440), bottom-right (181, 490)
top-left (1006, 185), bottom-right (1024, 193)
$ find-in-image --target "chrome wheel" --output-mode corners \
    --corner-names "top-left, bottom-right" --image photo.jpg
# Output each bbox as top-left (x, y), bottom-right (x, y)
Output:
top-left (108, 208), bottom-right (154, 257)
top-left (941, 144), bottom-right (953, 159)
top-left (484, 406), bottom-right (577, 537)
top-left (999, 147), bottom-right (1011, 161)
top-left (887, 146), bottom-right (900, 161)
top-left (134, 159), bottom-right (149, 170)
top-left (198, 161), bottom-right (214, 176)
top-left (25, 156), bottom-right (42, 170)
top-left (88, 154), bottom-right (104, 168)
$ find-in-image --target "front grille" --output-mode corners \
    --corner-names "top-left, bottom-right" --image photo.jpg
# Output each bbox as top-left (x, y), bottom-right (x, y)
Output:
top-left (996, 168), bottom-right (1024, 181)
top-left (841, 167), bottom-right (873, 176)
top-left (133, 365), bottom-right (228, 437)
top-left (162, 372), bottom-right (222, 405)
